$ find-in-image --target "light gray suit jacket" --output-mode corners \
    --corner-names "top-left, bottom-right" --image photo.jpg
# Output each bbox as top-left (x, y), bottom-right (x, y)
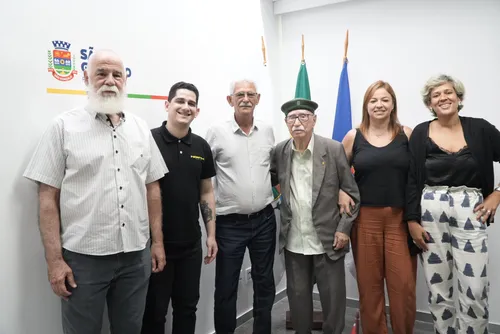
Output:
top-left (271, 134), bottom-right (360, 261)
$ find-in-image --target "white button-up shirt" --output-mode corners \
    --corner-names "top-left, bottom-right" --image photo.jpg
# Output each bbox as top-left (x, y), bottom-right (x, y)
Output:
top-left (206, 117), bottom-right (274, 215)
top-left (23, 107), bottom-right (168, 256)
top-left (286, 135), bottom-right (325, 255)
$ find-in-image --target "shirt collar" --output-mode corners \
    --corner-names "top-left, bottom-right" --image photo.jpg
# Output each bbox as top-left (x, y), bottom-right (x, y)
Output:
top-left (85, 106), bottom-right (126, 121)
top-left (231, 115), bottom-right (258, 133)
top-left (292, 134), bottom-right (314, 155)
top-left (161, 121), bottom-right (192, 145)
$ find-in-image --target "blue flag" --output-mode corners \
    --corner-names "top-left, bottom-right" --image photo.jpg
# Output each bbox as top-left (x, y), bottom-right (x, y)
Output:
top-left (332, 60), bottom-right (352, 142)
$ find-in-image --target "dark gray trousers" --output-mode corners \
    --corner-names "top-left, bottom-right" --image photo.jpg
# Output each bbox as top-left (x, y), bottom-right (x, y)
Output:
top-left (61, 246), bottom-right (151, 334)
top-left (285, 250), bottom-right (346, 334)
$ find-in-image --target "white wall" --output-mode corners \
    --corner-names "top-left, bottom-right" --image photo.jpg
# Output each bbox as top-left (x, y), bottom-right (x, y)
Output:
top-left (0, 1), bottom-right (285, 333)
top-left (271, 0), bottom-right (500, 322)
top-left (4, 0), bottom-right (498, 332)
top-left (260, 0), bottom-right (289, 297)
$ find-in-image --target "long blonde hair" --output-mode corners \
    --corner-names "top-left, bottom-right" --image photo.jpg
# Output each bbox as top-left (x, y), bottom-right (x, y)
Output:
top-left (359, 80), bottom-right (401, 139)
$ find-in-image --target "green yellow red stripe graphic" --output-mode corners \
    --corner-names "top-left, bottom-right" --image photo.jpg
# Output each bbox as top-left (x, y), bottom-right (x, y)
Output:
top-left (46, 88), bottom-right (168, 100)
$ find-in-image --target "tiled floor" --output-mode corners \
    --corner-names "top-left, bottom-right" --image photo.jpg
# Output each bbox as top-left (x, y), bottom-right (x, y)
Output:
top-left (234, 297), bottom-right (435, 334)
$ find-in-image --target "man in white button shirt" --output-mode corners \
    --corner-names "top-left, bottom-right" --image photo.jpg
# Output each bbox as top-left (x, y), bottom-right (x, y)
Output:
top-left (23, 49), bottom-right (168, 334)
top-left (271, 98), bottom-right (360, 334)
top-left (205, 79), bottom-right (277, 334)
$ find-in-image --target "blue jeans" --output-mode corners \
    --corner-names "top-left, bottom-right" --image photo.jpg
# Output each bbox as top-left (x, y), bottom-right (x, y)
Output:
top-left (214, 204), bottom-right (277, 334)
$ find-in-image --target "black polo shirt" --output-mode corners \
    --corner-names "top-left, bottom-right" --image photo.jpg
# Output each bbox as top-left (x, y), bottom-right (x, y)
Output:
top-left (151, 121), bottom-right (216, 247)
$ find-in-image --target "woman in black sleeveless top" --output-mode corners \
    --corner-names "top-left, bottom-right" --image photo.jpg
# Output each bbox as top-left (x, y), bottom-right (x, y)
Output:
top-left (340, 81), bottom-right (416, 334)
top-left (406, 74), bottom-right (500, 334)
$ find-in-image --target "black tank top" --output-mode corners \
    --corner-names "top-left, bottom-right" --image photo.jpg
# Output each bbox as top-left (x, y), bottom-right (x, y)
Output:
top-left (425, 137), bottom-right (481, 188)
top-left (352, 129), bottom-right (410, 207)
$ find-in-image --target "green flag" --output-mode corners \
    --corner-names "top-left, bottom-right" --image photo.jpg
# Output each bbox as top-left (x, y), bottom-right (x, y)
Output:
top-left (295, 61), bottom-right (311, 99)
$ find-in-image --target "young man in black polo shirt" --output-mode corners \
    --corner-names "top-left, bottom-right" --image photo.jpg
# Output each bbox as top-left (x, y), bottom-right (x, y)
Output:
top-left (141, 82), bottom-right (217, 334)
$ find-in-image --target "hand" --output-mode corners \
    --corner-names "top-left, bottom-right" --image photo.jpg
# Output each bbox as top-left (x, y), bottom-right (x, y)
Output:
top-left (408, 221), bottom-right (429, 252)
top-left (47, 259), bottom-right (77, 301)
top-left (338, 189), bottom-right (354, 216)
top-left (474, 192), bottom-right (500, 223)
top-left (151, 242), bottom-right (166, 273)
top-left (333, 232), bottom-right (349, 250)
top-left (205, 236), bottom-right (218, 264)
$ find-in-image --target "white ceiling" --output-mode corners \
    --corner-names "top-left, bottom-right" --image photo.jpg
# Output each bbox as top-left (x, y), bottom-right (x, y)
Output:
top-left (273, 0), bottom-right (354, 15)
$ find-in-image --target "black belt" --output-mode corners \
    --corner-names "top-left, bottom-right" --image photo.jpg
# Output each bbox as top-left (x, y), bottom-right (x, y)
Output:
top-left (217, 204), bottom-right (273, 221)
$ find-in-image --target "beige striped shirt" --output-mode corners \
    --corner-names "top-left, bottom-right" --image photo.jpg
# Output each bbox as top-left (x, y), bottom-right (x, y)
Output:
top-left (23, 107), bottom-right (168, 255)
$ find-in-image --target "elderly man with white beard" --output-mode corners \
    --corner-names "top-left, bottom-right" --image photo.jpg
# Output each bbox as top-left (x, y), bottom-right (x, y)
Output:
top-left (23, 49), bottom-right (169, 334)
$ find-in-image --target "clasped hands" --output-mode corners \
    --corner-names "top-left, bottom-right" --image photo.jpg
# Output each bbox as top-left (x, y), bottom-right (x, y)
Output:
top-left (334, 189), bottom-right (353, 250)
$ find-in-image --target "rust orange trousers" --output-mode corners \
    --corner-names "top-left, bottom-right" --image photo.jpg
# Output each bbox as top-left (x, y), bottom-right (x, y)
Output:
top-left (351, 207), bottom-right (417, 334)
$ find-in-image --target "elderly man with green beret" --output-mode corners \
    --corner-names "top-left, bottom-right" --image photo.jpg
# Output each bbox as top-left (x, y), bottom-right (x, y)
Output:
top-left (271, 98), bottom-right (360, 334)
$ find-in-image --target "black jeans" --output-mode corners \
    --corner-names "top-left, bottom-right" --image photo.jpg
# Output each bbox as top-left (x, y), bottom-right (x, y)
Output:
top-left (214, 205), bottom-right (277, 334)
top-left (141, 240), bottom-right (202, 334)
top-left (61, 247), bottom-right (151, 334)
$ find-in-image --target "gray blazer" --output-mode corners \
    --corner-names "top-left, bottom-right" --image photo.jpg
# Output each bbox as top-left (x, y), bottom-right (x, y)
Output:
top-left (271, 134), bottom-right (360, 261)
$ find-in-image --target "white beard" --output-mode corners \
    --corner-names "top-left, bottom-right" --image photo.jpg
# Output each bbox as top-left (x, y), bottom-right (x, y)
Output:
top-left (86, 84), bottom-right (126, 115)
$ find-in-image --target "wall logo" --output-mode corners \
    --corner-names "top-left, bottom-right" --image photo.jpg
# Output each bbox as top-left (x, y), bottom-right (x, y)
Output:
top-left (48, 40), bottom-right (78, 82)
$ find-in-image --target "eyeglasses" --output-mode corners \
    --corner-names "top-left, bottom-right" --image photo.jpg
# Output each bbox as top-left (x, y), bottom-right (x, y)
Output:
top-left (285, 113), bottom-right (313, 124)
top-left (233, 92), bottom-right (258, 99)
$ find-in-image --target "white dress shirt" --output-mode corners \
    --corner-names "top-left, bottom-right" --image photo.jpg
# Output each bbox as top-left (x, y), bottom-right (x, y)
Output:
top-left (286, 135), bottom-right (325, 255)
top-left (23, 107), bottom-right (169, 256)
top-left (205, 117), bottom-right (274, 215)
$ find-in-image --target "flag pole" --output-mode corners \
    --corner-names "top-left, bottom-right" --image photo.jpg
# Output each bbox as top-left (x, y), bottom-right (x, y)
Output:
top-left (344, 29), bottom-right (349, 62)
top-left (301, 34), bottom-right (305, 63)
top-left (261, 36), bottom-right (267, 66)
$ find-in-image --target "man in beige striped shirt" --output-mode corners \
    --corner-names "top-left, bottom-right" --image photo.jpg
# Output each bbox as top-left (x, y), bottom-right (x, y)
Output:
top-left (23, 49), bottom-right (168, 334)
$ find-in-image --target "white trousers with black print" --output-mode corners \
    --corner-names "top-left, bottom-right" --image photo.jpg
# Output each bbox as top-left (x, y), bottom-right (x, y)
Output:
top-left (420, 185), bottom-right (489, 334)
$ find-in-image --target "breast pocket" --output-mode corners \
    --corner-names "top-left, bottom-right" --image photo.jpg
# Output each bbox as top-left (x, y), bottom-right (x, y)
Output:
top-left (255, 145), bottom-right (272, 166)
top-left (129, 144), bottom-right (151, 173)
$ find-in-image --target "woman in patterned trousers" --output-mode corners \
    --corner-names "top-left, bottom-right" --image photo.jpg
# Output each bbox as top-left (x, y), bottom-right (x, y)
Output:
top-left (405, 74), bottom-right (500, 334)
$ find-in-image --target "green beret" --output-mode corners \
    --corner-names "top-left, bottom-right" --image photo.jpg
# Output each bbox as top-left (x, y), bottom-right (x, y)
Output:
top-left (281, 98), bottom-right (318, 115)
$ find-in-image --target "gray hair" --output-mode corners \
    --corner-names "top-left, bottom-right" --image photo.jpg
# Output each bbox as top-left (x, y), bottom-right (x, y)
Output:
top-left (421, 74), bottom-right (465, 115)
top-left (229, 79), bottom-right (258, 95)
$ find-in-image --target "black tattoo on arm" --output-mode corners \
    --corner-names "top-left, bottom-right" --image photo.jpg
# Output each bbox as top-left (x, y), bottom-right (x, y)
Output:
top-left (200, 200), bottom-right (213, 224)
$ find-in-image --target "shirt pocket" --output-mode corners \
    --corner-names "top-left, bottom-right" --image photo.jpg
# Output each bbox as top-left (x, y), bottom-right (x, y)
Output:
top-left (129, 144), bottom-right (151, 173)
top-left (256, 145), bottom-right (273, 166)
